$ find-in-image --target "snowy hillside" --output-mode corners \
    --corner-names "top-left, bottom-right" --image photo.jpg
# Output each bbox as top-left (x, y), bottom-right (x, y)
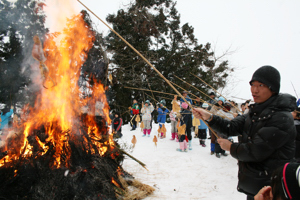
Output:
top-left (118, 122), bottom-right (246, 200)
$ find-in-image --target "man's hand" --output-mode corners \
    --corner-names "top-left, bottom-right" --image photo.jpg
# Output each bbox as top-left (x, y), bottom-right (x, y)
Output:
top-left (192, 108), bottom-right (211, 120)
top-left (11, 106), bottom-right (14, 110)
top-left (254, 186), bottom-right (272, 200)
top-left (217, 138), bottom-right (232, 151)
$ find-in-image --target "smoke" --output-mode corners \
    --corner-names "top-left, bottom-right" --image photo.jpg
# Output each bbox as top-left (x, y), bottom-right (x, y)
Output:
top-left (44, 0), bottom-right (80, 33)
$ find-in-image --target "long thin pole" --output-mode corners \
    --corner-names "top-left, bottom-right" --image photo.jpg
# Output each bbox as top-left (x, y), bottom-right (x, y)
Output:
top-left (124, 86), bottom-right (174, 96)
top-left (170, 81), bottom-right (232, 120)
top-left (77, 0), bottom-right (219, 138)
top-left (191, 73), bottom-right (242, 113)
top-left (174, 75), bottom-right (215, 102)
top-left (291, 82), bottom-right (299, 99)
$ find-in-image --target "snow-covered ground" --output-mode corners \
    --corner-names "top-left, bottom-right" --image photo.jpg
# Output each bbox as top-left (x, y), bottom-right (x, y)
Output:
top-left (118, 122), bottom-right (246, 200)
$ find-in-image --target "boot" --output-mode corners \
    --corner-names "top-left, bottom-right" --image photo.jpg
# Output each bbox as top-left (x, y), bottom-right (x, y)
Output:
top-left (170, 133), bottom-right (175, 140)
top-left (183, 140), bottom-right (188, 152)
top-left (199, 140), bottom-right (203, 145)
top-left (160, 132), bottom-right (164, 139)
top-left (221, 152), bottom-right (228, 156)
top-left (147, 129), bottom-right (151, 137)
top-left (210, 143), bottom-right (215, 155)
top-left (175, 133), bottom-right (179, 142)
top-left (188, 140), bottom-right (192, 150)
top-left (142, 129), bottom-right (146, 137)
top-left (216, 153), bottom-right (220, 158)
top-left (176, 142), bottom-right (185, 152)
top-left (202, 140), bottom-right (206, 147)
top-left (130, 125), bottom-right (136, 131)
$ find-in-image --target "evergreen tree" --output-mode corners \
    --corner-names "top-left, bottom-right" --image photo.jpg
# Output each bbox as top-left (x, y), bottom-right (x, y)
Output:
top-left (0, 0), bottom-right (47, 105)
top-left (106, 0), bottom-right (233, 122)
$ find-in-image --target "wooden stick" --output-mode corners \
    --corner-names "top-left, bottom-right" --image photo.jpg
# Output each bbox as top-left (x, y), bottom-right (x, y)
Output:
top-left (113, 145), bottom-right (148, 170)
top-left (170, 81), bottom-right (232, 120)
top-left (144, 93), bottom-right (171, 112)
top-left (291, 82), bottom-right (299, 99)
top-left (174, 75), bottom-right (215, 102)
top-left (191, 73), bottom-right (242, 113)
top-left (124, 86), bottom-right (174, 96)
top-left (231, 96), bottom-right (253, 102)
top-left (77, 0), bottom-right (219, 139)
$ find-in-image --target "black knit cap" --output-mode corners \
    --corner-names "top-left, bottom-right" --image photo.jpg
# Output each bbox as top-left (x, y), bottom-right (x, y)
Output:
top-left (249, 65), bottom-right (281, 94)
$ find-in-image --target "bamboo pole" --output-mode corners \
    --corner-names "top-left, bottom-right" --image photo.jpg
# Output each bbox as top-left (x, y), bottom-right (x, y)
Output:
top-left (144, 93), bottom-right (171, 112)
top-left (174, 75), bottom-right (214, 102)
top-left (124, 86), bottom-right (175, 96)
top-left (77, 0), bottom-right (220, 139)
top-left (169, 82), bottom-right (232, 120)
top-left (231, 96), bottom-right (253, 102)
top-left (191, 73), bottom-right (242, 113)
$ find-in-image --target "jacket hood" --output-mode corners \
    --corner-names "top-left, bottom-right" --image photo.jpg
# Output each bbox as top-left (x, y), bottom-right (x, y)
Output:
top-left (269, 93), bottom-right (297, 112)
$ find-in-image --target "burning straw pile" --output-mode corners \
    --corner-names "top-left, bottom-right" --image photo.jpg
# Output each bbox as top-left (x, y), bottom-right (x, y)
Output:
top-left (0, 11), bottom-right (154, 200)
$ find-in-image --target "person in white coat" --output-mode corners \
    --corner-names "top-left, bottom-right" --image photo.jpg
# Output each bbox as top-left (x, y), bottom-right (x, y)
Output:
top-left (141, 100), bottom-right (154, 137)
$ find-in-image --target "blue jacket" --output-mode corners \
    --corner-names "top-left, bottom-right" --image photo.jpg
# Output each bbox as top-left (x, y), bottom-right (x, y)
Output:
top-left (0, 109), bottom-right (13, 130)
top-left (297, 98), bottom-right (300, 107)
top-left (157, 107), bottom-right (169, 123)
top-left (180, 95), bottom-right (193, 105)
top-left (198, 119), bottom-right (208, 129)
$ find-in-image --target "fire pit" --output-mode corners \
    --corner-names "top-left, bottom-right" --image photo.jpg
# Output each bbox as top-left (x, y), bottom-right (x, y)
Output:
top-left (0, 13), bottom-right (153, 199)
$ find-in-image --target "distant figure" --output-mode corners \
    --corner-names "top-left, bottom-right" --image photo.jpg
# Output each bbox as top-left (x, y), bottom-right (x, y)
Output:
top-left (180, 91), bottom-right (193, 105)
top-left (292, 107), bottom-right (300, 160)
top-left (0, 105), bottom-right (14, 131)
top-left (157, 100), bottom-right (169, 139)
top-left (111, 112), bottom-right (123, 138)
top-left (140, 100), bottom-right (154, 137)
top-left (130, 99), bottom-right (140, 131)
top-left (207, 92), bottom-right (217, 110)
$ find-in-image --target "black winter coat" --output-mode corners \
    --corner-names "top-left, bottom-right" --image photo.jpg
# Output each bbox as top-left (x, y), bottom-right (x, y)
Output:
top-left (208, 93), bottom-right (297, 196)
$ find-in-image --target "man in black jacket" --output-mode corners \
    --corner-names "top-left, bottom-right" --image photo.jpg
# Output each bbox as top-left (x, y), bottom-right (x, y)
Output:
top-left (193, 66), bottom-right (297, 200)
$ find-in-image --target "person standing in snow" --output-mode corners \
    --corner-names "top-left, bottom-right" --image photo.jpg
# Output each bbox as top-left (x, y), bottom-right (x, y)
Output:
top-left (180, 91), bottom-right (193, 105)
top-left (180, 102), bottom-right (193, 150)
top-left (141, 100), bottom-right (154, 137)
top-left (111, 112), bottom-right (123, 138)
top-left (209, 96), bottom-right (225, 157)
top-left (193, 66), bottom-right (296, 199)
top-left (0, 105), bottom-right (14, 132)
top-left (197, 103), bottom-right (209, 147)
top-left (292, 107), bottom-right (300, 160)
top-left (170, 96), bottom-right (180, 141)
top-left (130, 99), bottom-right (140, 131)
top-left (207, 92), bottom-right (217, 110)
top-left (157, 99), bottom-right (169, 139)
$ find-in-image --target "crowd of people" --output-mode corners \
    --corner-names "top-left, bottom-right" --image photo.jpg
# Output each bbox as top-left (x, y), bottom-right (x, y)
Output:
top-left (110, 65), bottom-right (300, 200)
top-left (1, 65), bottom-right (300, 199)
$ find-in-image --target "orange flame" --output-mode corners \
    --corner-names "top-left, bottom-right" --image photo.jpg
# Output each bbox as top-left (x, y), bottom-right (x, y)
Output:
top-left (0, 13), bottom-right (114, 168)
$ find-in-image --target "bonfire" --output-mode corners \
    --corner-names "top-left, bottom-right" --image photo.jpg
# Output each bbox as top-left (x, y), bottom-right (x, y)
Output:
top-left (0, 11), bottom-right (153, 200)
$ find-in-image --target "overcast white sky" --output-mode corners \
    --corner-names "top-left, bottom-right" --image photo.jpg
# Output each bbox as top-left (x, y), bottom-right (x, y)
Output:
top-left (45, 0), bottom-right (300, 102)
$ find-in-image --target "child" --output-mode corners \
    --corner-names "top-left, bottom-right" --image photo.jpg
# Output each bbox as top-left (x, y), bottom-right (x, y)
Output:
top-left (197, 103), bottom-right (209, 147)
top-left (157, 99), bottom-right (169, 139)
top-left (0, 105), bottom-right (14, 131)
top-left (130, 99), bottom-right (139, 131)
top-left (180, 102), bottom-right (193, 150)
top-left (170, 96), bottom-right (180, 140)
top-left (111, 112), bottom-right (123, 138)
top-left (141, 100), bottom-right (154, 137)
